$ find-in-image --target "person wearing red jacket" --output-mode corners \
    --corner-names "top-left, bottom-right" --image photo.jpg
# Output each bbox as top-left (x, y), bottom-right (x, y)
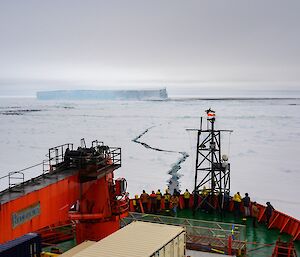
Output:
top-left (149, 191), bottom-right (157, 214)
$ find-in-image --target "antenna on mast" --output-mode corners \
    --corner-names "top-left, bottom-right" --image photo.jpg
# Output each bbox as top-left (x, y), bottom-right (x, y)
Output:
top-left (189, 109), bottom-right (233, 214)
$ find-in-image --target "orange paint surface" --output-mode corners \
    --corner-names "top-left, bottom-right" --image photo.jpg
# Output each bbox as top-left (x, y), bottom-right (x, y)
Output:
top-left (0, 171), bottom-right (120, 244)
top-left (0, 174), bottom-right (79, 243)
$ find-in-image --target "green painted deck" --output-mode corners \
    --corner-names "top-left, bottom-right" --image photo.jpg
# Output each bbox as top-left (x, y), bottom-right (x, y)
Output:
top-left (177, 208), bottom-right (300, 256)
top-left (43, 238), bottom-right (76, 254)
top-left (44, 209), bottom-right (300, 256)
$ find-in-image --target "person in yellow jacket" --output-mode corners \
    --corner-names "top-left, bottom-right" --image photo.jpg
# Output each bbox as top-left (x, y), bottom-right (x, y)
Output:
top-left (233, 192), bottom-right (242, 217)
top-left (156, 189), bottom-right (162, 211)
top-left (201, 186), bottom-right (209, 212)
top-left (164, 189), bottom-right (171, 210)
top-left (140, 190), bottom-right (149, 213)
top-left (170, 194), bottom-right (179, 216)
top-left (132, 194), bottom-right (140, 212)
top-left (183, 189), bottom-right (190, 209)
top-left (201, 186), bottom-right (208, 197)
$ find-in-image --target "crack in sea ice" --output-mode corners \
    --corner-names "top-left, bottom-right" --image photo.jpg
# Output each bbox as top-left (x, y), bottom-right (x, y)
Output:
top-left (132, 125), bottom-right (189, 194)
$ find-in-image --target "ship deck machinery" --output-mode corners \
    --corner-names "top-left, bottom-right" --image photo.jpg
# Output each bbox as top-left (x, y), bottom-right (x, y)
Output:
top-left (0, 139), bottom-right (129, 245)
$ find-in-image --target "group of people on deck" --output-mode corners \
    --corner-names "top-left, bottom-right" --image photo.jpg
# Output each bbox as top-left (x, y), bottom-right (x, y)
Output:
top-left (133, 188), bottom-right (191, 216)
top-left (133, 188), bottom-right (275, 227)
top-left (233, 191), bottom-right (275, 227)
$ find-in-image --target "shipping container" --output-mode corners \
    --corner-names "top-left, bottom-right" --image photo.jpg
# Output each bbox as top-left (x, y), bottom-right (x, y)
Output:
top-left (0, 233), bottom-right (41, 257)
top-left (71, 221), bottom-right (186, 257)
top-left (59, 241), bottom-right (95, 257)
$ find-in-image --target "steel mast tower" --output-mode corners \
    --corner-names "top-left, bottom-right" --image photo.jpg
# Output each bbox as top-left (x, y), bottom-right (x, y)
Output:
top-left (191, 109), bottom-right (232, 210)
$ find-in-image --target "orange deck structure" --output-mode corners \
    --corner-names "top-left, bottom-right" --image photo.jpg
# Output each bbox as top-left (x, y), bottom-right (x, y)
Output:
top-left (0, 140), bottom-right (129, 244)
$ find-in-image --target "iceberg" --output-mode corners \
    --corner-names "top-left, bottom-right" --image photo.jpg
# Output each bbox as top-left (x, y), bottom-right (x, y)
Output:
top-left (36, 89), bottom-right (168, 100)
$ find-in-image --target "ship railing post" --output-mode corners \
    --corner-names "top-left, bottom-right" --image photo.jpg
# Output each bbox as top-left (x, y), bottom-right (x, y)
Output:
top-left (55, 148), bottom-right (59, 165)
top-left (42, 161), bottom-right (44, 175)
top-left (8, 172), bottom-right (11, 189)
top-left (228, 235), bottom-right (232, 255)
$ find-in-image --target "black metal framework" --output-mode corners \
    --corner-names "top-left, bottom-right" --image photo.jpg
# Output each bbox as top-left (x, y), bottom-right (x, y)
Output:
top-left (191, 109), bottom-right (232, 209)
top-left (46, 140), bottom-right (121, 173)
top-left (48, 143), bottom-right (74, 166)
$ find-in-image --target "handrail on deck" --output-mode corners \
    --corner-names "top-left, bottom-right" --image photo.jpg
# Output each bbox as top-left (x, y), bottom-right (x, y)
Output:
top-left (122, 212), bottom-right (246, 242)
top-left (0, 139), bottom-right (120, 193)
top-left (121, 212), bottom-right (247, 254)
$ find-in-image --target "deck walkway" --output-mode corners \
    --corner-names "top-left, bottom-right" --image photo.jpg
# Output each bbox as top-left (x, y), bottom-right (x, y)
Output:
top-left (177, 209), bottom-right (300, 256)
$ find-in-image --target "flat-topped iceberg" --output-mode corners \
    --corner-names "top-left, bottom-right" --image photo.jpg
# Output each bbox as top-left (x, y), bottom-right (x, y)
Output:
top-left (37, 89), bottom-right (168, 100)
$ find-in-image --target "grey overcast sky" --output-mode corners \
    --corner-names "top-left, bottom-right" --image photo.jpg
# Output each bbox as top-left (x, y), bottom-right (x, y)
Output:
top-left (0, 0), bottom-right (300, 94)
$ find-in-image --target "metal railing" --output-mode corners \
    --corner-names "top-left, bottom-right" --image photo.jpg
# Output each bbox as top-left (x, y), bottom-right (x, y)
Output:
top-left (92, 140), bottom-right (104, 148)
top-left (8, 171), bottom-right (24, 190)
top-left (109, 147), bottom-right (122, 166)
top-left (46, 144), bottom-right (121, 173)
top-left (122, 212), bottom-right (246, 241)
top-left (121, 212), bottom-right (247, 254)
top-left (0, 139), bottom-right (121, 193)
top-left (48, 143), bottom-right (74, 167)
top-left (0, 161), bottom-right (45, 192)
